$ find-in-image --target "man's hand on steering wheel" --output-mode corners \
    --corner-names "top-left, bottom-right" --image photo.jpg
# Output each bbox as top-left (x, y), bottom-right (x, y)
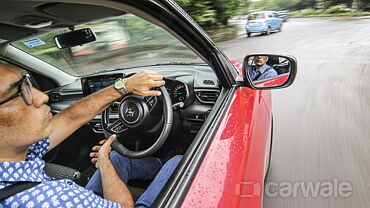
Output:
top-left (124, 70), bottom-right (165, 96)
top-left (102, 70), bottom-right (173, 158)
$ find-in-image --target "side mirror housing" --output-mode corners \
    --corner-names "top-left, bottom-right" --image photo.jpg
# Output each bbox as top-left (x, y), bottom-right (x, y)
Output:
top-left (242, 54), bottom-right (297, 89)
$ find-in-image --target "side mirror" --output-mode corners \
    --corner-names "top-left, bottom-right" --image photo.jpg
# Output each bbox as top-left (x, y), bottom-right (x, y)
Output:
top-left (54, 28), bottom-right (96, 49)
top-left (243, 54), bottom-right (297, 89)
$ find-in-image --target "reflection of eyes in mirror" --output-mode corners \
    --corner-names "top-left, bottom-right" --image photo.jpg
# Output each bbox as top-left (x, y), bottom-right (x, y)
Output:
top-left (247, 55), bottom-right (291, 83)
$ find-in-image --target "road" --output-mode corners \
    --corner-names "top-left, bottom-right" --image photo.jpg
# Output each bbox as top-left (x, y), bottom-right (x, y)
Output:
top-left (218, 17), bottom-right (370, 208)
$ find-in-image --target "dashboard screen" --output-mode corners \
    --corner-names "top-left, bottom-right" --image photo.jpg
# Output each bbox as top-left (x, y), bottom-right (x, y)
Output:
top-left (81, 74), bottom-right (123, 96)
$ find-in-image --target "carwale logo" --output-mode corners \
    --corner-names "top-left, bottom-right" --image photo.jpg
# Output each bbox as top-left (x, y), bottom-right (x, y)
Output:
top-left (236, 178), bottom-right (352, 198)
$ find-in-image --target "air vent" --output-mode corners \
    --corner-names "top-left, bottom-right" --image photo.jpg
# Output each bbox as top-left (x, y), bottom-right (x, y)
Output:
top-left (50, 93), bottom-right (61, 102)
top-left (203, 80), bottom-right (215, 85)
top-left (196, 90), bottom-right (220, 104)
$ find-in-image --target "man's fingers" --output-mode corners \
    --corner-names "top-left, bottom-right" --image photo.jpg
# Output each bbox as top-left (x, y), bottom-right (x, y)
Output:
top-left (91, 158), bottom-right (97, 164)
top-left (138, 71), bottom-right (163, 81)
top-left (149, 74), bottom-right (164, 81)
top-left (141, 70), bottom-right (160, 76)
top-left (125, 70), bottom-right (165, 96)
top-left (92, 145), bottom-right (101, 151)
top-left (141, 90), bottom-right (162, 97)
top-left (105, 134), bottom-right (116, 145)
top-left (89, 152), bottom-right (98, 158)
top-left (133, 89), bottom-right (161, 96)
top-left (98, 140), bottom-right (107, 145)
top-left (149, 80), bottom-right (165, 87)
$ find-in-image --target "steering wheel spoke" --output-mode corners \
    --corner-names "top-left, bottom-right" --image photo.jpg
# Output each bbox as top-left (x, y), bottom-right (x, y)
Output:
top-left (106, 119), bottom-right (128, 133)
top-left (144, 96), bottom-right (158, 111)
top-left (113, 101), bottom-right (121, 106)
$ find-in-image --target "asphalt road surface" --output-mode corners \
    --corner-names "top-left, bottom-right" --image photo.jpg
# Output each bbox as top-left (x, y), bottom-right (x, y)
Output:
top-left (218, 17), bottom-right (370, 208)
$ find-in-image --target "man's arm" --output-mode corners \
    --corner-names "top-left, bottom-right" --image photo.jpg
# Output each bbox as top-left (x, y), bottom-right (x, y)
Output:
top-left (48, 70), bottom-right (165, 150)
top-left (97, 135), bottom-right (134, 208)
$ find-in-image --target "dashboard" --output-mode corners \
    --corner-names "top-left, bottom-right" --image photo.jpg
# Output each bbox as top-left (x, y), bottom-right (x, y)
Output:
top-left (81, 74), bottom-right (190, 106)
top-left (49, 65), bottom-right (221, 134)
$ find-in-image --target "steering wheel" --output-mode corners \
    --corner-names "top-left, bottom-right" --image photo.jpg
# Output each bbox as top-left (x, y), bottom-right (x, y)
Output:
top-left (101, 86), bottom-right (173, 158)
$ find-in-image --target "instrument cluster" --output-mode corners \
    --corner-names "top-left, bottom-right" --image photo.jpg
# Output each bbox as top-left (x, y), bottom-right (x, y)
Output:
top-left (164, 78), bottom-right (189, 106)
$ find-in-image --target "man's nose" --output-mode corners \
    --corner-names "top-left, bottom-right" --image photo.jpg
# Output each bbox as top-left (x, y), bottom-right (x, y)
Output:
top-left (31, 87), bottom-right (49, 108)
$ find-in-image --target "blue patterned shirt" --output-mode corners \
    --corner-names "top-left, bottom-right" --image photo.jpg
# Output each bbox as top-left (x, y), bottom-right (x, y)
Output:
top-left (0, 138), bottom-right (122, 208)
top-left (248, 64), bottom-right (278, 81)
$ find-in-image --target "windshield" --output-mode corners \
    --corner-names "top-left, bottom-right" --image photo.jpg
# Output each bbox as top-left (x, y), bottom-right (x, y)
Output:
top-left (12, 14), bottom-right (203, 76)
top-left (249, 13), bottom-right (265, 20)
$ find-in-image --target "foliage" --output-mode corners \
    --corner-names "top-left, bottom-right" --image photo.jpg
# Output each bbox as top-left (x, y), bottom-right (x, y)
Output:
top-left (289, 4), bottom-right (370, 17)
top-left (176, 0), bottom-right (244, 28)
top-left (173, 0), bottom-right (370, 40)
top-left (249, 0), bottom-right (315, 11)
top-left (123, 15), bottom-right (171, 43)
top-left (288, 10), bottom-right (301, 16)
top-left (248, 0), bottom-right (369, 11)
top-left (301, 8), bottom-right (320, 15)
top-left (192, 1), bottom-right (218, 26)
top-left (206, 25), bottom-right (238, 42)
top-left (323, 4), bottom-right (348, 13)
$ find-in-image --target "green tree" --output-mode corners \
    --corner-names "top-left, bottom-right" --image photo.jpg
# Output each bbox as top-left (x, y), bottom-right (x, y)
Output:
top-left (177, 0), bottom-right (216, 27)
top-left (211, 0), bottom-right (240, 25)
top-left (250, 0), bottom-right (310, 11)
top-left (176, 0), bottom-right (244, 28)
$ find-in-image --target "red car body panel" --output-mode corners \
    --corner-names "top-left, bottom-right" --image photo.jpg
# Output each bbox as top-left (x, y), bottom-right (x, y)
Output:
top-left (181, 62), bottom-right (272, 208)
top-left (255, 74), bottom-right (289, 87)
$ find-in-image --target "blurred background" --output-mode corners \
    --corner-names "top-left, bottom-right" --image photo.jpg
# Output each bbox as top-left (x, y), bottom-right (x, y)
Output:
top-left (176, 0), bottom-right (370, 208)
top-left (176, 0), bottom-right (370, 41)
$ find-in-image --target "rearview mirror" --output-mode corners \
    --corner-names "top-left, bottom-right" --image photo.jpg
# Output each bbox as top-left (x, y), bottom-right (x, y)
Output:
top-left (54, 28), bottom-right (96, 49)
top-left (243, 54), bottom-right (297, 89)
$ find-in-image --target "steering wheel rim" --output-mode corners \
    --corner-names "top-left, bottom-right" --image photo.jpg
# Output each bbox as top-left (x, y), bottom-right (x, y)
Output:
top-left (101, 86), bottom-right (173, 158)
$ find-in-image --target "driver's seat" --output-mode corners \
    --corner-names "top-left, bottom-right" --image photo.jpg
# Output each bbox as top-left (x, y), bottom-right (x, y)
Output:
top-left (43, 163), bottom-right (149, 201)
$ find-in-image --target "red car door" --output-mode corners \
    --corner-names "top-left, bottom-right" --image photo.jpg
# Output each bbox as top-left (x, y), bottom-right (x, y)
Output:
top-left (181, 63), bottom-right (273, 208)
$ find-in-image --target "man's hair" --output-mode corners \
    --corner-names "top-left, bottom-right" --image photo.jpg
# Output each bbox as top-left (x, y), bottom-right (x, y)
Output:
top-left (0, 60), bottom-right (27, 73)
top-left (0, 60), bottom-right (13, 67)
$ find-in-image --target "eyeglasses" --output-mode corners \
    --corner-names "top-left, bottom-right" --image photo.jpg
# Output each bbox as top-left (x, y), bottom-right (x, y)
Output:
top-left (0, 74), bottom-right (33, 106)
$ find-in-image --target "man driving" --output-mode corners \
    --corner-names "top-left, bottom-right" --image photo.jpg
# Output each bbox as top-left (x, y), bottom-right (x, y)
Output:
top-left (0, 62), bottom-right (180, 208)
top-left (248, 55), bottom-right (278, 81)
